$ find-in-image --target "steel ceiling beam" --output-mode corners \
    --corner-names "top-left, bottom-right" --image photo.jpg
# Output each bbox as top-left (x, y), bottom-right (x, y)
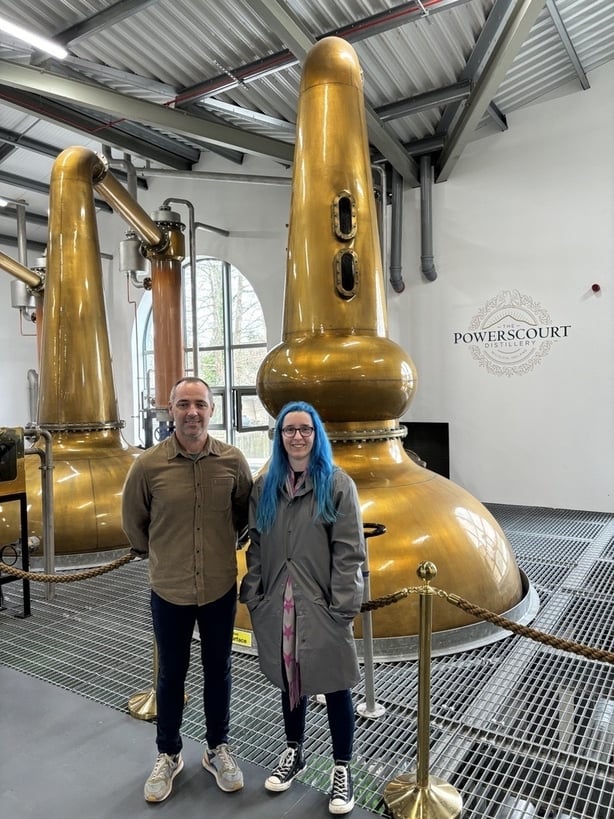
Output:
top-left (199, 98), bottom-right (296, 134)
top-left (0, 233), bottom-right (46, 253)
top-left (377, 82), bottom-right (472, 121)
top-left (0, 126), bottom-right (66, 159)
top-left (545, 0), bottom-right (589, 90)
top-left (1, 207), bottom-right (48, 227)
top-left (0, 86), bottom-right (196, 170)
top-left (61, 55), bottom-right (178, 97)
top-left (437, 0), bottom-right (547, 182)
top-left (0, 170), bottom-right (112, 212)
top-left (436, 0), bottom-right (515, 137)
top-left (249, 0), bottom-right (420, 185)
top-left (0, 61), bottom-right (294, 164)
top-left (179, 0), bottom-right (472, 102)
top-left (0, 126), bottom-right (149, 188)
top-left (55, 0), bottom-right (163, 45)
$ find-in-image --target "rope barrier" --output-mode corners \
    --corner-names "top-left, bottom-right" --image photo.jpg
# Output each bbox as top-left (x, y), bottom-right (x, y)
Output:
top-left (361, 587), bottom-right (421, 611)
top-left (0, 552), bottom-right (134, 583)
top-left (361, 583), bottom-right (614, 664)
top-left (438, 589), bottom-right (614, 663)
top-left (2, 552), bottom-right (612, 664)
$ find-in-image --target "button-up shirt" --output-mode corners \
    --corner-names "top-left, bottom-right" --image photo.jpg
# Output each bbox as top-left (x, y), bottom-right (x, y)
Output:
top-left (121, 433), bottom-right (253, 606)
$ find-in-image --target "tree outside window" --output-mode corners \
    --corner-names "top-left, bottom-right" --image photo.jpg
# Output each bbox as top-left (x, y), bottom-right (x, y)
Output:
top-left (142, 256), bottom-right (271, 470)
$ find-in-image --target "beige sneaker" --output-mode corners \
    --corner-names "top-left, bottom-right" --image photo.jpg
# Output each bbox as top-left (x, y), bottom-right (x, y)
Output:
top-left (144, 752), bottom-right (184, 802)
top-left (202, 743), bottom-right (244, 792)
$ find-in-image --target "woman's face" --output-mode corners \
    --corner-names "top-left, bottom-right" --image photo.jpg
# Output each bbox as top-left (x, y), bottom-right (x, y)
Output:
top-left (280, 410), bottom-right (314, 467)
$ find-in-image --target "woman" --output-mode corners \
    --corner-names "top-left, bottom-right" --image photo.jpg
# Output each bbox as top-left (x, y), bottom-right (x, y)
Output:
top-left (240, 401), bottom-right (365, 815)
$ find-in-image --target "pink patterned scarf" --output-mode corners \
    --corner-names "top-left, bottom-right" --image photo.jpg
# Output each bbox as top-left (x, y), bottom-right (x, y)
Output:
top-left (282, 470), bottom-right (305, 709)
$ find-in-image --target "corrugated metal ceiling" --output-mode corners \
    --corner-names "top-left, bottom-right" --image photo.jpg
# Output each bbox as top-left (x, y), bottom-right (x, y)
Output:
top-left (0, 0), bottom-right (612, 251)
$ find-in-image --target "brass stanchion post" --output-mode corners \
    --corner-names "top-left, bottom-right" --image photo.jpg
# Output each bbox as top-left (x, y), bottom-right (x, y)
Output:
top-left (128, 638), bottom-right (189, 721)
top-left (383, 561), bottom-right (462, 819)
top-left (128, 638), bottom-right (159, 721)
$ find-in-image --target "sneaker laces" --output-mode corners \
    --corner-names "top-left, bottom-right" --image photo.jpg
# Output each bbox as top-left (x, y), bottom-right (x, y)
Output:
top-left (214, 744), bottom-right (238, 773)
top-left (151, 753), bottom-right (174, 779)
top-left (273, 746), bottom-right (297, 778)
top-left (331, 765), bottom-right (349, 800)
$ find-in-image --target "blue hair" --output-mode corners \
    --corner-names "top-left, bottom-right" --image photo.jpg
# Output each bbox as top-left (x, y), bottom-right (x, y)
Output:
top-left (256, 401), bottom-right (337, 532)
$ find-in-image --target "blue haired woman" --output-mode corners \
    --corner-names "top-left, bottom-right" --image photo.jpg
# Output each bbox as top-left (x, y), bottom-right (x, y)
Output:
top-left (240, 401), bottom-right (365, 815)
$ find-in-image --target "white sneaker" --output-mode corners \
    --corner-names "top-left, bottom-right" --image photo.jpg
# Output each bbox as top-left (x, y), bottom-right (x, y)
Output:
top-left (144, 752), bottom-right (183, 802)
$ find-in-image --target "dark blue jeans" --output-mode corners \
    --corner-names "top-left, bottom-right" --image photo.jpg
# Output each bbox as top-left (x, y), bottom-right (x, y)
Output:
top-left (281, 688), bottom-right (355, 762)
top-left (150, 584), bottom-right (237, 755)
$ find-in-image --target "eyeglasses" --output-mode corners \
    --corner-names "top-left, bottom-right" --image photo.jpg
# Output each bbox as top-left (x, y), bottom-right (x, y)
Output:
top-left (281, 425), bottom-right (314, 439)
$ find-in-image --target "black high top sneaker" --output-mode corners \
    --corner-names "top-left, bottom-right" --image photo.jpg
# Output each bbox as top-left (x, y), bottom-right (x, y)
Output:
top-left (329, 761), bottom-right (354, 814)
top-left (264, 742), bottom-right (307, 792)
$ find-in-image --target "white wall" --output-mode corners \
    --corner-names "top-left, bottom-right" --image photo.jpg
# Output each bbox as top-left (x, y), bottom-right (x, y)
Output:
top-left (0, 257), bottom-right (39, 427)
top-left (1, 62), bottom-right (613, 511)
top-left (391, 60), bottom-right (614, 511)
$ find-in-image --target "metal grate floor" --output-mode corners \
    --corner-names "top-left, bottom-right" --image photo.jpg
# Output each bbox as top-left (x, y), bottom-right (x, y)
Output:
top-left (1, 504), bottom-right (613, 818)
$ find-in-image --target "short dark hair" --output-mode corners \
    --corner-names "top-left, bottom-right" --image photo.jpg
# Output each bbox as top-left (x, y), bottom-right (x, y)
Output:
top-left (169, 377), bottom-right (213, 405)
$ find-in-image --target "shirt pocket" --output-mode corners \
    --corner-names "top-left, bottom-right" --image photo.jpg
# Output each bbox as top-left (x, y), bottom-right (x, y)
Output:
top-left (206, 477), bottom-right (234, 511)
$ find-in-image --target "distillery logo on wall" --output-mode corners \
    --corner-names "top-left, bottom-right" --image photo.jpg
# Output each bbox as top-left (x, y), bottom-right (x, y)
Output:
top-left (453, 289), bottom-right (571, 376)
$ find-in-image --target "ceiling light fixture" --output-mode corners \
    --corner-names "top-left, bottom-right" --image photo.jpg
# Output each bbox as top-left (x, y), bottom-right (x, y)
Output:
top-left (0, 16), bottom-right (67, 60)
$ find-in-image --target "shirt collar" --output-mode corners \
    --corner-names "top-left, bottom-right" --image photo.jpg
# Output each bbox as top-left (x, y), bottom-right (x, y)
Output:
top-left (167, 432), bottom-right (220, 460)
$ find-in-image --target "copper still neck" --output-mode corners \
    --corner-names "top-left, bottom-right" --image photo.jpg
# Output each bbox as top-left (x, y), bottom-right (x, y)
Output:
top-left (257, 37), bottom-right (416, 427)
top-left (40, 147), bottom-right (120, 429)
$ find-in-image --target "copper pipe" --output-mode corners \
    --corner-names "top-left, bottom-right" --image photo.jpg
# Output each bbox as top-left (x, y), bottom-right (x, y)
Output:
top-left (150, 257), bottom-right (184, 406)
top-left (0, 250), bottom-right (42, 289)
top-left (94, 163), bottom-right (165, 249)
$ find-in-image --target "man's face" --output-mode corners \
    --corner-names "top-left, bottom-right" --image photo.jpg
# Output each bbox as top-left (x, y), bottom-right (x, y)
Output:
top-left (169, 381), bottom-right (214, 448)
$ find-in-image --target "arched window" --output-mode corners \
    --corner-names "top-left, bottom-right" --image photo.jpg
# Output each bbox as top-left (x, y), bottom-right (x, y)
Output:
top-left (141, 256), bottom-right (270, 469)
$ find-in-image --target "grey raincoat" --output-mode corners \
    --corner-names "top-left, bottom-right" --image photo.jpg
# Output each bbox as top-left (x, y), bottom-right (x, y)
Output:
top-left (239, 468), bottom-right (365, 696)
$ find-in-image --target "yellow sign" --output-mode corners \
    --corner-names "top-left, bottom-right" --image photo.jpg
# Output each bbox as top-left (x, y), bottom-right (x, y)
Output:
top-left (232, 628), bottom-right (253, 648)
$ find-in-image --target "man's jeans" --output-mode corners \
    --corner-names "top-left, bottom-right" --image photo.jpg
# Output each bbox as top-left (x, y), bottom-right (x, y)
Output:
top-left (150, 584), bottom-right (237, 754)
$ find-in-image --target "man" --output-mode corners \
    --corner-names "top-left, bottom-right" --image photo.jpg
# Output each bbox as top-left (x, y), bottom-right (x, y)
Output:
top-left (122, 377), bottom-right (253, 803)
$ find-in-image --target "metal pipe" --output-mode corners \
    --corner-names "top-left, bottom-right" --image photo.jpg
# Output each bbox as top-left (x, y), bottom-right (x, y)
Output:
top-left (0, 250), bottom-right (43, 289)
top-left (195, 221), bottom-right (230, 238)
top-left (15, 201), bottom-right (27, 266)
top-left (371, 164), bottom-right (387, 288)
top-left (26, 369), bottom-right (38, 425)
top-left (139, 169), bottom-right (291, 186)
top-left (222, 261), bottom-right (233, 441)
top-left (123, 154), bottom-right (138, 199)
top-left (420, 155), bottom-right (438, 282)
top-left (356, 523), bottom-right (387, 719)
top-left (102, 147), bottom-right (139, 199)
top-left (163, 198), bottom-right (198, 378)
top-left (389, 168), bottom-right (405, 293)
top-left (25, 427), bottom-right (55, 601)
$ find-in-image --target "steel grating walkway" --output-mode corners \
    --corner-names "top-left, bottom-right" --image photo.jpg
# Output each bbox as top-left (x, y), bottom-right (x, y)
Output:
top-left (1, 504), bottom-right (613, 818)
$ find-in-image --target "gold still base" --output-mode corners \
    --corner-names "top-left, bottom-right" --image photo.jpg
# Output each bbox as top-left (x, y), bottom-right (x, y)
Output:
top-left (128, 688), bottom-right (157, 721)
top-left (383, 773), bottom-right (462, 819)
